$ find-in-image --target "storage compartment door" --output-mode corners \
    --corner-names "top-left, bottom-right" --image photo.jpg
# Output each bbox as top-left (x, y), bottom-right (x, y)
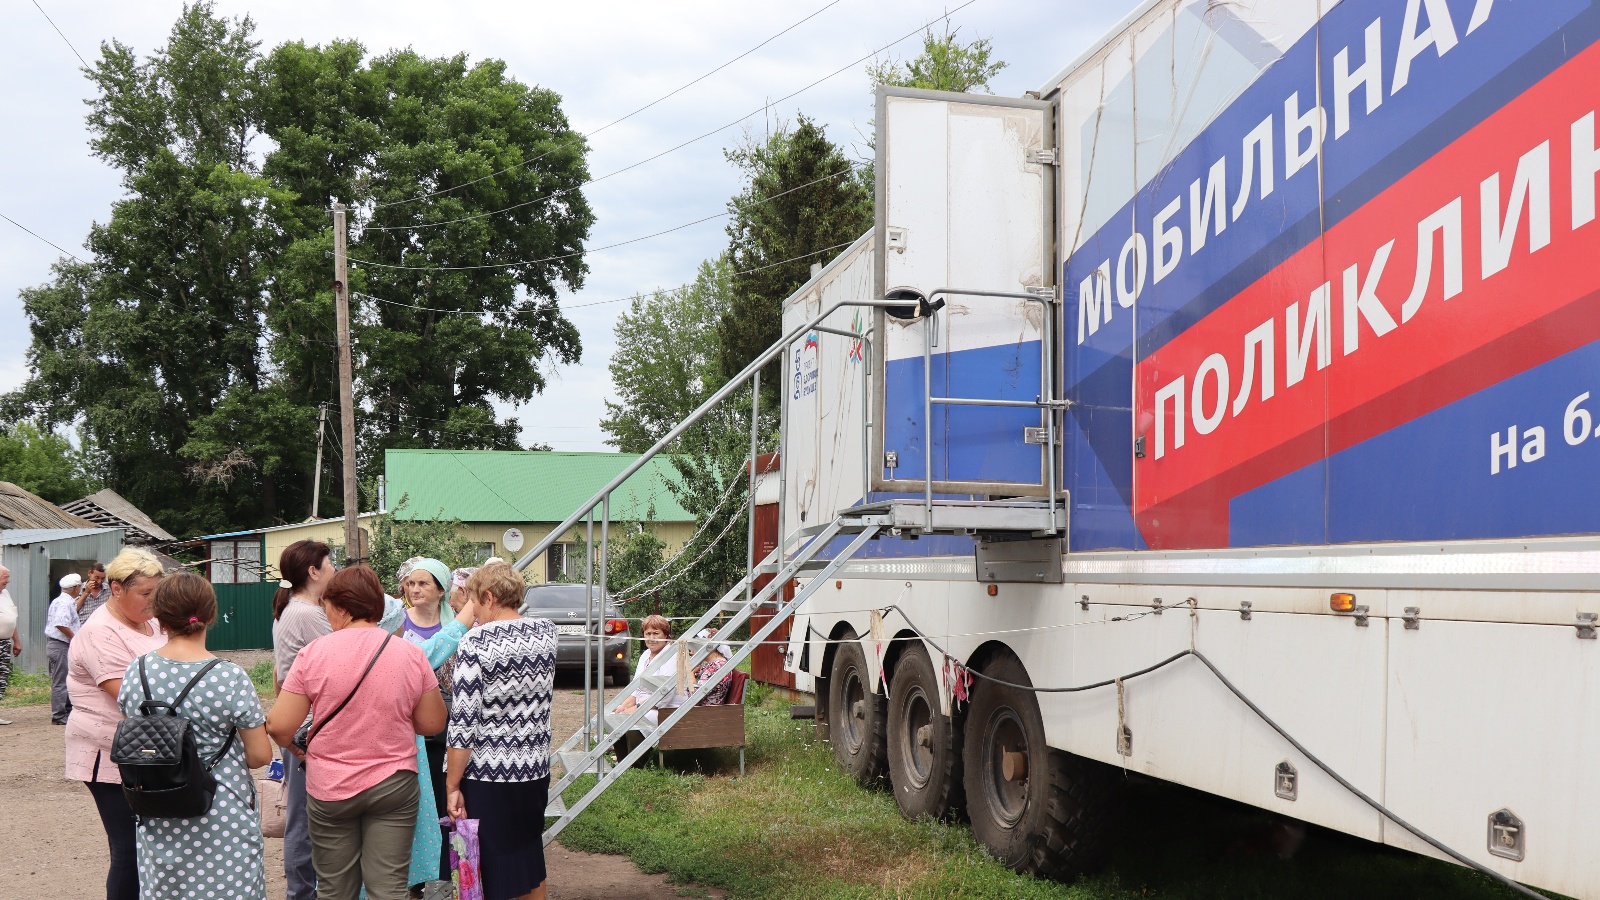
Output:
top-left (874, 86), bottom-right (1054, 495)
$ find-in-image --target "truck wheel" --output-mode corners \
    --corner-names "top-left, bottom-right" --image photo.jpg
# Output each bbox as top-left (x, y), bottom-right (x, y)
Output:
top-left (887, 644), bottom-right (964, 819)
top-left (828, 632), bottom-right (888, 787)
top-left (962, 654), bottom-right (1122, 879)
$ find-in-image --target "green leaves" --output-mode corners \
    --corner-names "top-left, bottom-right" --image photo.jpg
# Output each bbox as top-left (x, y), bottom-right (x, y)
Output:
top-left (717, 116), bottom-right (871, 397)
top-left (9, 2), bottom-right (594, 538)
top-left (866, 24), bottom-right (1008, 94)
top-left (0, 422), bottom-right (103, 504)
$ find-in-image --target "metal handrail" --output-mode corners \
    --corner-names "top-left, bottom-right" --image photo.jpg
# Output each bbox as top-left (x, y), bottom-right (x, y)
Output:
top-left (509, 297), bottom-right (909, 575)
top-left (920, 288), bottom-right (1061, 534)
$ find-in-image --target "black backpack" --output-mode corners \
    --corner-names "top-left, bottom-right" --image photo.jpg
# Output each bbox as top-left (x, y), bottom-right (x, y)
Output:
top-left (110, 656), bottom-right (235, 818)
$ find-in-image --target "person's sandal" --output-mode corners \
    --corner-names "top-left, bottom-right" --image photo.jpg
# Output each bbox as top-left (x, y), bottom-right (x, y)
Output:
top-left (0, 717), bottom-right (13, 725)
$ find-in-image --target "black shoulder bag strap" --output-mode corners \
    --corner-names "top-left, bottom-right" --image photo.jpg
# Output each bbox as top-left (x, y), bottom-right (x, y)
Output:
top-left (138, 655), bottom-right (236, 767)
top-left (305, 634), bottom-right (391, 749)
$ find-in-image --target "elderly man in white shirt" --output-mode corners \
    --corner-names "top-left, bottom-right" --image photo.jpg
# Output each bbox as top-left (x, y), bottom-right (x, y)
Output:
top-left (44, 573), bottom-right (83, 724)
top-left (0, 565), bottom-right (19, 726)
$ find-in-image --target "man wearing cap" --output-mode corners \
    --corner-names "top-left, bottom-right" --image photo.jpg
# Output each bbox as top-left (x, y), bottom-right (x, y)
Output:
top-left (44, 573), bottom-right (83, 724)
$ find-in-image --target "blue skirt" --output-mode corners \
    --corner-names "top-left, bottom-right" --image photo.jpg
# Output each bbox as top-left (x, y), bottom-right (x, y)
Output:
top-left (460, 776), bottom-right (549, 900)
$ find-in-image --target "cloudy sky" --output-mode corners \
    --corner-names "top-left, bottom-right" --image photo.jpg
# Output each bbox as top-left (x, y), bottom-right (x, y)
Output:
top-left (1, 0), bottom-right (1142, 452)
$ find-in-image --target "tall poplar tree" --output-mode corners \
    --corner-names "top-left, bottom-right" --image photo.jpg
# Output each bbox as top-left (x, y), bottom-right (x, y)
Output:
top-left (715, 117), bottom-right (871, 401)
top-left (7, 2), bottom-right (595, 536)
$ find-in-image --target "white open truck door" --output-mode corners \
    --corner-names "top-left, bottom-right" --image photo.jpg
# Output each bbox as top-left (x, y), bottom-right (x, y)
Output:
top-left (873, 86), bottom-right (1058, 498)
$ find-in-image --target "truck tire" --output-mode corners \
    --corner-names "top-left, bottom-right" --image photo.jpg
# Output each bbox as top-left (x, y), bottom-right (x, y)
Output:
top-left (962, 654), bottom-right (1122, 879)
top-left (828, 632), bottom-right (888, 787)
top-left (887, 644), bottom-right (964, 820)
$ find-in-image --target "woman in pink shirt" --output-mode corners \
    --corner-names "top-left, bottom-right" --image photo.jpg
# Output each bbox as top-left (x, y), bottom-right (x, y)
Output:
top-left (266, 565), bottom-right (446, 900)
top-left (65, 547), bottom-right (167, 900)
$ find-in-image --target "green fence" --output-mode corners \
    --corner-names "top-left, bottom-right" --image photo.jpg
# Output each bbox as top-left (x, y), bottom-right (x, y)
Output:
top-left (211, 582), bottom-right (277, 651)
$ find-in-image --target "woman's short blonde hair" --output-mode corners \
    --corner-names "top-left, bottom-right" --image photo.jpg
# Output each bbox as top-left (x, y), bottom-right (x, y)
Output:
top-left (466, 561), bottom-right (526, 609)
top-left (105, 547), bottom-right (164, 586)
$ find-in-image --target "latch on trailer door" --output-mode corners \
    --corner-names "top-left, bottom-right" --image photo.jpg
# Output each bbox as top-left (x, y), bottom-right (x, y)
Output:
top-left (1274, 761), bottom-right (1298, 801)
top-left (1576, 612), bottom-right (1597, 640)
top-left (1488, 808), bottom-right (1525, 861)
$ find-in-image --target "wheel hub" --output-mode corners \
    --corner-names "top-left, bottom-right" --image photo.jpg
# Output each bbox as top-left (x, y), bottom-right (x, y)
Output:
top-left (900, 686), bottom-right (934, 788)
top-left (986, 709), bottom-right (1029, 826)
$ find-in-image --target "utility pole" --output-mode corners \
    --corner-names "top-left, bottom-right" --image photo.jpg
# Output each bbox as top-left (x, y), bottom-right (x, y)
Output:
top-left (311, 402), bottom-right (328, 519)
top-left (332, 203), bottom-right (361, 563)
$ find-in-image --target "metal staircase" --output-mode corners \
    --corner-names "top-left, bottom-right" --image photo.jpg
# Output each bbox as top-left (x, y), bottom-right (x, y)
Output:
top-left (540, 514), bottom-right (885, 843)
top-left (509, 291), bottom-right (1067, 842)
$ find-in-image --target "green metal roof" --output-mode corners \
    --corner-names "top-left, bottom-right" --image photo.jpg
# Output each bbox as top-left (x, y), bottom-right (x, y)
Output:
top-left (383, 450), bottom-right (694, 524)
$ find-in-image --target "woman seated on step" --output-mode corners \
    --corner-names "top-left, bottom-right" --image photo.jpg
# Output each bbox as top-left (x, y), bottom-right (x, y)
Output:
top-left (615, 614), bottom-right (685, 731)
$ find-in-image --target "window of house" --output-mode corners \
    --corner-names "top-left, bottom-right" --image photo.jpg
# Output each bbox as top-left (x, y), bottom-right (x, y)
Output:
top-left (209, 539), bottom-right (261, 584)
top-left (545, 543), bottom-right (567, 582)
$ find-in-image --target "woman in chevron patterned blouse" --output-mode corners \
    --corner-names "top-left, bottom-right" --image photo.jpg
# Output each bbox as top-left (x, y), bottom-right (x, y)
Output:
top-left (445, 561), bottom-right (558, 900)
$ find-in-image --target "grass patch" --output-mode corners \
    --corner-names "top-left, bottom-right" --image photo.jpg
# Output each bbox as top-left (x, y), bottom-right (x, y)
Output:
top-left (248, 659), bottom-right (275, 693)
top-left (556, 693), bottom-right (1557, 899)
top-left (1, 671), bottom-right (51, 707)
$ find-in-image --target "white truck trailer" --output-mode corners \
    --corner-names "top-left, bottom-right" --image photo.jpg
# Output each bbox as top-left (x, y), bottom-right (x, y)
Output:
top-left (778, 1), bottom-right (1600, 896)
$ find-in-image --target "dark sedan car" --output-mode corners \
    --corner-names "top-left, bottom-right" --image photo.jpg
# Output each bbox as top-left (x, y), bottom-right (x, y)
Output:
top-left (519, 583), bottom-right (632, 685)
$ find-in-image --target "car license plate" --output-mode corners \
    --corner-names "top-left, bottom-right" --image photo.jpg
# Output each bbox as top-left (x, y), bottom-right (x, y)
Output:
top-left (556, 624), bottom-right (588, 635)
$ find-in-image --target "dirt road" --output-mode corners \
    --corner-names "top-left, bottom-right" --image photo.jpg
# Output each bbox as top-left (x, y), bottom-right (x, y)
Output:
top-left (0, 660), bottom-right (706, 900)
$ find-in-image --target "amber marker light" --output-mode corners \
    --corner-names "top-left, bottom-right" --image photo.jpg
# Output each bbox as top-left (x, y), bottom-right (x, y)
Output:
top-left (987, 584), bottom-right (999, 596)
top-left (1330, 592), bottom-right (1357, 612)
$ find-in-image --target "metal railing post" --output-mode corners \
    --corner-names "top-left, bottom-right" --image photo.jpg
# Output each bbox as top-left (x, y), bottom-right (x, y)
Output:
top-left (583, 508), bottom-right (594, 750)
top-left (923, 310), bottom-right (935, 532)
top-left (746, 370), bottom-right (760, 603)
top-left (597, 495), bottom-right (609, 748)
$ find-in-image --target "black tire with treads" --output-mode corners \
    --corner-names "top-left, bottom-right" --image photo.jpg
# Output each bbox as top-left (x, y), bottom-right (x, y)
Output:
top-left (961, 654), bottom-right (1123, 879)
top-left (887, 643), bottom-right (965, 819)
top-left (828, 632), bottom-right (888, 787)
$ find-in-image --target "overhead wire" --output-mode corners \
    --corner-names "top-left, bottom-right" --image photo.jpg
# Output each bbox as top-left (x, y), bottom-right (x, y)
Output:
top-left (373, 0), bottom-right (846, 209)
top-left (351, 0), bottom-right (977, 256)
top-left (352, 237), bottom-right (856, 319)
top-left (30, 0), bottom-right (90, 69)
top-left (0, 210), bottom-right (163, 304)
top-left (364, 159), bottom-right (856, 238)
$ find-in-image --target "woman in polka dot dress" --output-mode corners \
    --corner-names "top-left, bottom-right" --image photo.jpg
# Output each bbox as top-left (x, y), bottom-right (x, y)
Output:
top-left (118, 572), bottom-right (275, 899)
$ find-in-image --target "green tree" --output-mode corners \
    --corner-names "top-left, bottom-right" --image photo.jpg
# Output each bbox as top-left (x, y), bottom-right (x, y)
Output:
top-left (867, 24), bottom-right (1007, 93)
top-left (716, 116), bottom-right (871, 400)
top-left (7, 3), bottom-right (594, 537)
top-left (7, 5), bottom-right (296, 536)
top-left (601, 258), bottom-right (730, 453)
top-left (260, 40), bottom-right (594, 466)
top-left (0, 422), bottom-right (103, 504)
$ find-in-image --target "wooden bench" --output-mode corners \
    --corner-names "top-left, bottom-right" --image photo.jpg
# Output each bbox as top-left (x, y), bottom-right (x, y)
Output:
top-left (654, 668), bottom-right (749, 776)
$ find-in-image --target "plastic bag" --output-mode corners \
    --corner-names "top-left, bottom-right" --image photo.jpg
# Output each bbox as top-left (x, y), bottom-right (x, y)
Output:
top-left (446, 817), bottom-right (482, 900)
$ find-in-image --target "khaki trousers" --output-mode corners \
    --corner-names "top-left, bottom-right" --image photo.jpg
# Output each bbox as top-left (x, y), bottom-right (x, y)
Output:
top-left (306, 769), bottom-right (419, 900)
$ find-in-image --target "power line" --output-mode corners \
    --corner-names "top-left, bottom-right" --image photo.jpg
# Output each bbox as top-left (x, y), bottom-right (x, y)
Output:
top-left (0, 210), bottom-right (164, 303)
top-left (353, 0), bottom-right (974, 252)
top-left (364, 158), bottom-right (856, 237)
top-left (374, 0), bottom-right (845, 210)
top-left (353, 236), bottom-right (857, 319)
top-left (30, 0), bottom-right (89, 69)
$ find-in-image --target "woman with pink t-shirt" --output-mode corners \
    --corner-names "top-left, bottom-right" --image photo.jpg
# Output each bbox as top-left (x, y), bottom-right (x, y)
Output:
top-left (266, 565), bottom-right (446, 900)
top-left (65, 547), bottom-right (167, 900)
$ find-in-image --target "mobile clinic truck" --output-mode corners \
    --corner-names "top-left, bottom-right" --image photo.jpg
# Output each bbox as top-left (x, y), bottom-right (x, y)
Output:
top-left (779, 0), bottom-right (1600, 895)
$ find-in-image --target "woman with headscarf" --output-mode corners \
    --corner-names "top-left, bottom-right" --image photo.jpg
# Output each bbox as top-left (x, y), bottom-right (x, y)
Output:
top-left (396, 557), bottom-right (479, 892)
